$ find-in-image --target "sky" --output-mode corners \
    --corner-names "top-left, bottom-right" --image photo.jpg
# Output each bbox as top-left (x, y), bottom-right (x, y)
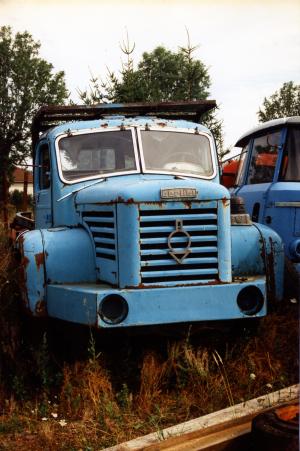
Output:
top-left (1, 0), bottom-right (300, 152)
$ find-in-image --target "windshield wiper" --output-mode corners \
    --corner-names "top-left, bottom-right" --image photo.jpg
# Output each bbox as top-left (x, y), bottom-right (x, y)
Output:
top-left (57, 178), bottom-right (106, 202)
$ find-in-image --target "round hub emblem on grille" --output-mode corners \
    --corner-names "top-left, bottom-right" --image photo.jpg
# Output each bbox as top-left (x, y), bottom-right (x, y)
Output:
top-left (168, 219), bottom-right (191, 264)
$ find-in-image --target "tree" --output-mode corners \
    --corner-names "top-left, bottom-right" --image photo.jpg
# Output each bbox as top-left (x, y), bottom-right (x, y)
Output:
top-left (79, 35), bottom-right (224, 154)
top-left (0, 26), bottom-right (68, 224)
top-left (258, 81), bottom-right (300, 123)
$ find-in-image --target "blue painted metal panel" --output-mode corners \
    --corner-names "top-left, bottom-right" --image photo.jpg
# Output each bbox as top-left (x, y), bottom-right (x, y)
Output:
top-left (47, 284), bottom-right (97, 326)
top-left (46, 277), bottom-right (266, 327)
top-left (75, 176), bottom-right (228, 205)
top-left (41, 227), bottom-right (97, 284)
top-left (117, 203), bottom-right (140, 288)
top-left (264, 183), bottom-right (300, 261)
top-left (217, 198), bottom-right (231, 282)
top-left (231, 225), bottom-right (264, 276)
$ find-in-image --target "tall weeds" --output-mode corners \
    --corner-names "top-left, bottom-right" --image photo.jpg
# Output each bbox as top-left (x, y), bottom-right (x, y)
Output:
top-left (0, 221), bottom-right (298, 449)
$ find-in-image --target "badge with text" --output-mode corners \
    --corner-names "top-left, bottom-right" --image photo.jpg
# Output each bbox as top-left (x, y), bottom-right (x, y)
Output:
top-left (161, 188), bottom-right (198, 199)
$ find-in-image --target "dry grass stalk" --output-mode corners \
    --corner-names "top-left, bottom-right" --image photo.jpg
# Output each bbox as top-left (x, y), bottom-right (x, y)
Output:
top-left (213, 350), bottom-right (235, 407)
top-left (138, 352), bottom-right (168, 414)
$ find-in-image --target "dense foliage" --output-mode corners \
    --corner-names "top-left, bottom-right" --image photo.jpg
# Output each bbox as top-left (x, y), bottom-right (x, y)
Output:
top-left (79, 40), bottom-right (224, 154)
top-left (0, 26), bottom-right (68, 216)
top-left (258, 81), bottom-right (300, 122)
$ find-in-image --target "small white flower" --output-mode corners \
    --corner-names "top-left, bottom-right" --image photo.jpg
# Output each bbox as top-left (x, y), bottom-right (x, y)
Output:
top-left (59, 419), bottom-right (67, 427)
top-left (290, 298), bottom-right (297, 304)
top-left (42, 417), bottom-right (48, 421)
top-left (266, 383), bottom-right (273, 389)
top-left (249, 373), bottom-right (256, 380)
top-left (51, 413), bottom-right (58, 418)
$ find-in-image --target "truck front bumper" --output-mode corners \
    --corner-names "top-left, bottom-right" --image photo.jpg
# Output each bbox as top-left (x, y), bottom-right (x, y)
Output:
top-left (46, 276), bottom-right (267, 328)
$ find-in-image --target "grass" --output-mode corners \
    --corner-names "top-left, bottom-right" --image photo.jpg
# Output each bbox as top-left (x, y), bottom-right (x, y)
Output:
top-left (0, 227), bottom-right (299, 450)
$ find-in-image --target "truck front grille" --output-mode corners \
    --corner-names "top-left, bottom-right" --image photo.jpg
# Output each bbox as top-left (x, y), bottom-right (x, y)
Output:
top-left (82, 210), bottom-right (116, 261)
top-left (139, 204), bottom-right (219, 285)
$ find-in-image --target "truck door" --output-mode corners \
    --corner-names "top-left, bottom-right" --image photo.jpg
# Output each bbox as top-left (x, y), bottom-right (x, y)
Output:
top-left (264, 126), bottom-right (300, 260)
top-left (235, 130), bottom-right (282, 223)
top-left (34, 142), bottom-right (53, 228)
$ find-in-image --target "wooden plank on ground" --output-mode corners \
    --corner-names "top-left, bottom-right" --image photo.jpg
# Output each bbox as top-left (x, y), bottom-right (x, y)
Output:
top-left (104, 384), bottom-right (299, 451)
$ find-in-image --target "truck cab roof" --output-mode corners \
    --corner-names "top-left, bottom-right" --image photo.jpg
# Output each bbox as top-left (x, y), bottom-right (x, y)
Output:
top-left (43, 116), bottom-right (212, 141)
top-left (235, 116), bottom-right (300, 147)
top-left (32, 100), bottom-right (217, 152)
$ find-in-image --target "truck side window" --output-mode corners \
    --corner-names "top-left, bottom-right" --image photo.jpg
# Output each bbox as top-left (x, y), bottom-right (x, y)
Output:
top-left (235, 142), bottom-right (250, 186)
top-left (39, 144), bottom-right (51, 189)
top-left (279, 126), bottom-right (300, 182)
top-left (247, 131), bottom-right (280, 184)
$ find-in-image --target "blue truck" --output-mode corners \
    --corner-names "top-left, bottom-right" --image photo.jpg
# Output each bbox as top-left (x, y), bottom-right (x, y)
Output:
top-left (232, 117), bottom-right (300, 288)
top-left (16, 101), bottom-right (284, 329)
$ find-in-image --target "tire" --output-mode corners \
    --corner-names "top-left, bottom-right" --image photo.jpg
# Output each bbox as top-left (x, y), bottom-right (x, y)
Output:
top-left (251, 402), bottom-right (299, 451)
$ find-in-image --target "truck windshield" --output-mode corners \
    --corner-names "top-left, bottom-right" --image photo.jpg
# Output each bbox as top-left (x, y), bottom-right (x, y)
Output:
top-left (58, 130), bottom-right (137, 181)
top-left (140, 130), bottom-right (214, 178)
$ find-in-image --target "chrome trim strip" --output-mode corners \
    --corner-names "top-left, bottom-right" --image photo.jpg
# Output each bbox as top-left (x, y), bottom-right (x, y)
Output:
top-left (275, 202), bottom-right (300, 207)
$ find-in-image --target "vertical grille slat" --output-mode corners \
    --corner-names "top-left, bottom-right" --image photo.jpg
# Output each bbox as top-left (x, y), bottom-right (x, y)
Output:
top-left (140, 203), bottom-right (219, 285)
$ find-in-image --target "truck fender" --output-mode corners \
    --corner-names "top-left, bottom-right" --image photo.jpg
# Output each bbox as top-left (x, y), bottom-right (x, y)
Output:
top-left (41, 227), bottom-right (97, 284)
top-left (17, 227), bottom-right (97, 317)
top-left (231, 225), bottom-right (265, 276)
top-left (17, 230), bottom-right (46, 316)
top-left (231, 223), bottom-right (284, 302)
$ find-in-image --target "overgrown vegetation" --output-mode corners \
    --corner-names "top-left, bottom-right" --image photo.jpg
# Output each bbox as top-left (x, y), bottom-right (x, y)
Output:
top-left (9, 190), bottom-right (33, 211)
top-left (0, 230), bottom-right (298, 450)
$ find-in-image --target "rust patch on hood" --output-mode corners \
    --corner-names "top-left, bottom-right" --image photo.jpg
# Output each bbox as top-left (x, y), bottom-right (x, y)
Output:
top-left (35, 251), bottom-right (48, 270)
top-left (183, 200), bottom-right (192, 209)
top-left (222, 197), bottom-right (230, 207)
